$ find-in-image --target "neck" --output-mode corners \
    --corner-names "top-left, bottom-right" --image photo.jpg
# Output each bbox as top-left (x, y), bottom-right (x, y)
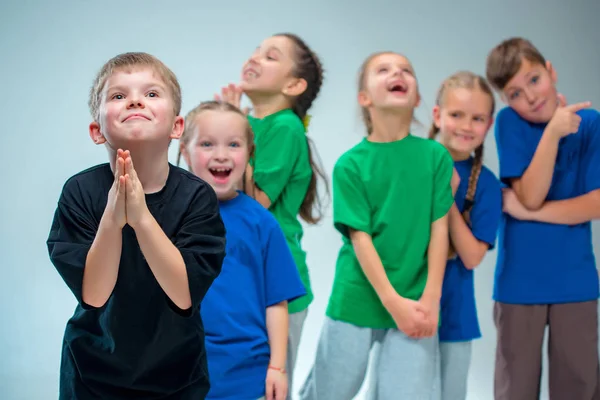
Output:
top-left (448, 148), bottom-right (471, 161)
top-left (247, 92), bottom-right (291, 119)
top-left (108, 146), bottom-right (170, 194)
top-left (369, 108), bottom-right (412, 142)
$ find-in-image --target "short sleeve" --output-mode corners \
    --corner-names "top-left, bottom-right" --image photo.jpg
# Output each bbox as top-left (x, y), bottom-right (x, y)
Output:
top-left (469, 173), bottom-right (503, 250)
top-left (47, 180), bottom-right (99, 310)
top-left (495, 108), bottom-right (535, 184)
top-left (263, 217), bottom-right (306, 307)
top-left (432, 146), bottom-right (454, 221)
top-left (581, 110), bottom-right (600, 193)
top-left (332, 158), bottom-right (371, 238)
top-left (173, 184), bottom-right (226, 316)
top-left (252, 122), bottom-right (306, 204)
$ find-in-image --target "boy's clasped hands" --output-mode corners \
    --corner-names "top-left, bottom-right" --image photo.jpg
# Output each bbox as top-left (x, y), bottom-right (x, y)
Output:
top-left (107, 149), bottom-right (150, 230)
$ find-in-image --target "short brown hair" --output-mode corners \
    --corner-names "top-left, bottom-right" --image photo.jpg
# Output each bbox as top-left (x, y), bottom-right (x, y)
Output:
top-left (486, 37), bottom-right (546, 91)
top-left (88, 52), bottom-right (182, 121)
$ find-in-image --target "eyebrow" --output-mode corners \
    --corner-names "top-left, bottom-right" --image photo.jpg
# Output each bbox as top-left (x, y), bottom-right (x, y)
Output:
top-left (106, 82), bottom-right (166, 93)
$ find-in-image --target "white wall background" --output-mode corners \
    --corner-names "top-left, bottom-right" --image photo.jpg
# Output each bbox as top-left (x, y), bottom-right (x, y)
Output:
top-left (1, 1), bottom-right (599, 399)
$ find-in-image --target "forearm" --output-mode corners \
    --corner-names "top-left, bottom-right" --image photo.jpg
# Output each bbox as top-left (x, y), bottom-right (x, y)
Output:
top-left (266, 301), bottom-right (288, 369)
top-left (244, 164), bottom-right (272, 208)
top-left (530, 189), bottom-right (600, 225)
top-left (514, 130), bottom-right (559, 209)
top-left (135, 213), bottom-right (192, 310)
top-left (350, 229), bottom-right (398, 305)
top-left (82, 215), bottom-right (122, 307)
top-left (448, 205), bottom-right (488, 269)
top-left (423, 215), bottom-right (449, 301)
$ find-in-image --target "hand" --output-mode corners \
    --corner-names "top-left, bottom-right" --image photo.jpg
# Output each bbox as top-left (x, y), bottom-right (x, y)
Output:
top-left (105, 149), bottom-right (128, 228)
top-left (547, 94), bottom-right (591, 139)
top-left (502, 188), bottom-right (533, 220)
top-left (265, 366), bottom-right (287, 400)
top-left (214, 83), bottom-right (250, 114)
top-left (384, 293), bottom-right (429, 338)
top-left (123, 155), bottom-right (150, 229)
top-left (451, 167), bottom-right (461, 196)
top-left (418, 295), bottom-right (440, 338)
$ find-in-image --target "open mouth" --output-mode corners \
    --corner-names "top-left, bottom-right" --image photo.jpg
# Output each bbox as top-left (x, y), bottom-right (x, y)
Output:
top-left (210, 167), bottom-right (232, 180)
top-left (243, 68), bottom-right (259, 79)
top-left (387, 82), bottom-right (408, 94)
top-left (455, 133), bottom-right (474, 141)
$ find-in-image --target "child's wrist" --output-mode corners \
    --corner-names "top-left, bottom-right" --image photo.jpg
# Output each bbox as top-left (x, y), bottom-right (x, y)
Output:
top-left (268, 365), bottom-right (286, 374)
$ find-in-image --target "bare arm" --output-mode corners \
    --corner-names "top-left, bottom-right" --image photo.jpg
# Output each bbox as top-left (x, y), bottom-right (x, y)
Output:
top-left (350, 229), bottom-right (398, 305)
top-left (448, 204), bottom-right (489, 270)
top-left (528, 189), bottom-right (600, 225)
top-left (135, 214), bottom-right (192, 310)
top-left (511, 129), bottom-right (560, 210)
top-left (266, 301), bottom-right (288, 370)
top-left (82, 216), bottom-right (122, 307)
top-left (422, 214), bottom-right (449, 301)
top-left (245, 164), bottom-right (272, 209)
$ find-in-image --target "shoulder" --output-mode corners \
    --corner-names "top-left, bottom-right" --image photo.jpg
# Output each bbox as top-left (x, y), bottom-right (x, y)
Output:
top-left (477, 165), bottom-right (502, 197)
top-left (170, 165), bottom-right (219, 212)
top-left (333, 142), bottom-right (367, 175)
top-left (239, 193), bottom-right (280, 226)
top-left (263, 110), bottom-right (305, 139)
top-left (60, 163), bottom-right (112, 204)
top-left (413, 137), bottom-right (452, 166)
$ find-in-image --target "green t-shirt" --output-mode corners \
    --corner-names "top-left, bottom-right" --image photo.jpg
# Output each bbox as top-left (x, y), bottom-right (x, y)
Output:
top-left (326, 134), bottom-right (454, 328)
top-left (248, 109), bottom-right (313, 313)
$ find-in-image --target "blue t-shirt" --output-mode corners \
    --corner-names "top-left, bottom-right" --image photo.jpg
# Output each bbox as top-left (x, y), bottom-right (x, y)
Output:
top-left (493, 107), bottom-right (600, 304)
top-left (439, 158), bottom-right (502, 342)
top-left (201, 192), bottom-right (306, 400)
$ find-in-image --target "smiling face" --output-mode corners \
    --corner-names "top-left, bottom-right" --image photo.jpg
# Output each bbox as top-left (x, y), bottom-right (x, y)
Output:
top-left (89, 67), bottom-right (182, 149)
top-left (358, 52), bottom-right (420, 112)
top-left (502, 58), bottom-right (558, 123)
top-left (180, 109), bottom-right (251, 201)
top-left (434, 87), bottom-right (494, 159)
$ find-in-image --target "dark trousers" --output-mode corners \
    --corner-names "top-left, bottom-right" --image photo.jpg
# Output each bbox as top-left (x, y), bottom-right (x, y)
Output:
top-left (494, 301), bottom-right (600, 400)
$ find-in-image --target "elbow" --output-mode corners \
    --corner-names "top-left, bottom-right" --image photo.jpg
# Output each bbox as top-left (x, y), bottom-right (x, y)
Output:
top-left (82, 293), bottom-right (108, 309)
top-left (460, 247), bottom-right (488, 270)
top-left (522, 198), bottom-right (544, 211)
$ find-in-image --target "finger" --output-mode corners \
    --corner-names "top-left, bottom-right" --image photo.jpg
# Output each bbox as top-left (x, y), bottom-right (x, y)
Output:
top-left (265, 381), bottom-right (274, 400)
top-left (557, 93), bottom-right (567, 108)
top-left (214, 93), bottom-right (222, 102)
top-left (125, 174), bottom-right (133, 195)
top-left (566, 101), bottom-right (592, 112)
top-left (118, 175), bottom-right (126, 196)
top-left (242, 106), bottom-right (250, 115)
top-left (126, 157), bottom-right (138, 182)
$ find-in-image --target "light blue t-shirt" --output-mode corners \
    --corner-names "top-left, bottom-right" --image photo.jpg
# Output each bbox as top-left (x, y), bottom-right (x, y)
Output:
top-left (493, 107), bottom-right (600, 304)
top-left (201, 192), bottom-right (306, 400)
top-left (439, 158), bottom-right (502, 342)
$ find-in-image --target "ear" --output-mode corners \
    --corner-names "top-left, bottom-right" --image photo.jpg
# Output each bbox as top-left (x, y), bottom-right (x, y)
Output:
top-left (283, 77), bottom-right (307, 98)
top-left (486, 115), bottom-right (495, 132)
top-left (415, 91), bottom-right (421, 108)
top-left (170, 116), bottom-right (185, 140)
top-left (546, 60), bottom-right (557, 84)
top-left (89, 121), bottom-right (106, 145)
top-left (357, 90), bottom-right (371, 108)
top-left (432, 105), bottom-right (442, 128)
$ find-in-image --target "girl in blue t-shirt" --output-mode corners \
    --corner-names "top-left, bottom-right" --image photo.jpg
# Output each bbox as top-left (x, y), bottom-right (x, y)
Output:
top-left (429, 71), bottom-right (502, 400)
top-left (177, 100), bottom-right (306, 400)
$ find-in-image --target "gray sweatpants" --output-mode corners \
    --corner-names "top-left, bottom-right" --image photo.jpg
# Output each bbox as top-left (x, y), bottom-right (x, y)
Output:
top-left (439, 341), bottom-right (472, 400)
top-left (287, 309), bottom-right (308, 400)
top-left (299, 317), bottom-right (441, 400)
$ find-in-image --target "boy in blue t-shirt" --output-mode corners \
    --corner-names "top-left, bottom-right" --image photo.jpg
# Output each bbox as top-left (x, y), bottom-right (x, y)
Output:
top-left (486, 37), bottom-right (600, 399)
top-left (178, 100), bottom-right (306, 400)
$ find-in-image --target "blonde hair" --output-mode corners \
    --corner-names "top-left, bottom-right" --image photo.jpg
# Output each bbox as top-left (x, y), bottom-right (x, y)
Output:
top-left (88, 52), bottom-right (182, 121)
top-left (428, 71), bottom-right (495, 257)
top-left (357, 51), bottom-right (420, 135)
top-left (177, 100), bottom-right (255, 168)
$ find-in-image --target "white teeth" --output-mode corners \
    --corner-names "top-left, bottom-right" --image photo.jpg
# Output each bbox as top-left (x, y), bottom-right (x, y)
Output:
top-left (211, 168), bottom-right (231, 172)
top-left (246, 71), bottom-right (257, 79)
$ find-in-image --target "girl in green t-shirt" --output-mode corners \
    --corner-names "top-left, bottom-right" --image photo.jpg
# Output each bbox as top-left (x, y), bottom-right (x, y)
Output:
top-left (300, 52), bottom-right (454, 400)
top-left (214, 33), bottom-right (329, 398)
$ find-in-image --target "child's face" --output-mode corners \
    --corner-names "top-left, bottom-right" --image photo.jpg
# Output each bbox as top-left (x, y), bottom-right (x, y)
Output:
top-left (91, 68), bottom-right (182, 149)
top-left (182, 110), bottom-right (249, 201)
top-left (434, 87), bottom-right (493, 159)
top-left (240, 36), bottom-right (297, 96)
top-left (359, 53), bottom-right (420, 111)
top-left (502, 58), bottom-right (558, 123)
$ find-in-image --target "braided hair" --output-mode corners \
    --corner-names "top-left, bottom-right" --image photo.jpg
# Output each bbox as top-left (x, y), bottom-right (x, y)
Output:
top-left (275, 33), bottom-right (330, 224)
top-left (428, 71), bottom-right (495, 258)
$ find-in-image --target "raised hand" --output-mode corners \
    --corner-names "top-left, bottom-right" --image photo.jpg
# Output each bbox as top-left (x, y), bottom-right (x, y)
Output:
top-left (214, 83), bottom-right (250, 115)
top-left (547, 94), bottom-right (591, 139)
top-left (123, 155), bottom-right (149, 229)
top-left (106, 149), bottom-right (128, 228)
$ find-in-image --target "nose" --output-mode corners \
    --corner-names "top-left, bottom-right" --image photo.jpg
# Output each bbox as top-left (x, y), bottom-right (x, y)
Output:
top-left (214, 146), bottom-right (228, 161)
top-left (126, 93), bottom-right (145, 109)
top-left (523, 88), bottom-right (536, 104)
top-left (461, 118), bottom-right (474, 132)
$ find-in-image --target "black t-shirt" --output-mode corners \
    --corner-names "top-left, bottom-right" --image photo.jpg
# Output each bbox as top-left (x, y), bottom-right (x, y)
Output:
top-left (47, 163), bottom-right (226, 399)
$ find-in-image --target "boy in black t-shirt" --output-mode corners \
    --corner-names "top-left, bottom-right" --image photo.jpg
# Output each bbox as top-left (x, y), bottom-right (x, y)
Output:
top-left (47, 52), bottom-right (226, 399)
